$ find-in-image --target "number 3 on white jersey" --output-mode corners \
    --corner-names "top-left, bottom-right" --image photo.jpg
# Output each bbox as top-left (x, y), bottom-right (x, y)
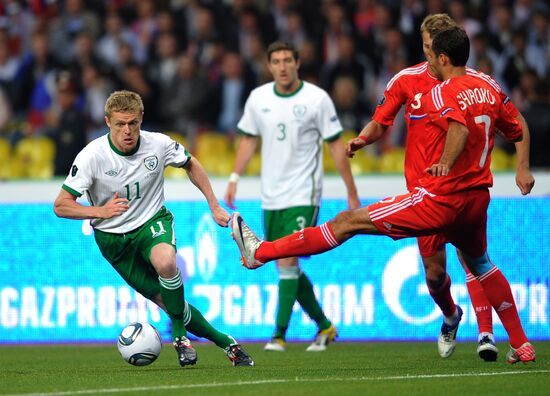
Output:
top-left (474, 115), bottom-right (491, 168)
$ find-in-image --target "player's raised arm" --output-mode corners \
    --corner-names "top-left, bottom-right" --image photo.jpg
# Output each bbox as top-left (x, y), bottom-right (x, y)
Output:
top-left (346, 120), bottom-right (388, 158)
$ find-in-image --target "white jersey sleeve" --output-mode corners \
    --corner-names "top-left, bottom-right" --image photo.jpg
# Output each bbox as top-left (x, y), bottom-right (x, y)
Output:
top-left (63, 142), bottom-right (98, 198)
top-left (163, 134), bottom-right (191, 168)
top-left (317, 93), bottom-right (343, 141)
top-left (237, 90), bottom-right (261, 136)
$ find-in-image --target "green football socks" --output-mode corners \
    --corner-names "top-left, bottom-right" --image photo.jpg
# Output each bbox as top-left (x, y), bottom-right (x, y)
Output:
top-left (185, 304), bottom-right (235, 349)
top-left (274, 267), bottom-right (301, 339)
top-left (158, 269), bottom-right (188, 340)
top-left (159, 269), bottom-right (234, 348)
top-left (297, 271), bottom-right (332, 331)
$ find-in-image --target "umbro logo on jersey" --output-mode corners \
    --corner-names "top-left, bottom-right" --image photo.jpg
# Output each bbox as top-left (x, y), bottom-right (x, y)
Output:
top-left (261, 108), bottom-right (271, 113)
top-left (497, 301), bottom-right (513, 312)
top-left (105, 169), bottom-right (119, 176)
top-left (144, 155), bottom-right (159, 171)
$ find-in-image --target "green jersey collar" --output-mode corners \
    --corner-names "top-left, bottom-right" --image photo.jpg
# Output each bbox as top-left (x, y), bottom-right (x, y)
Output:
top-left (108, 133), bottom-right (140, 156)
top-left (274, 80), bottom-right (304, 97)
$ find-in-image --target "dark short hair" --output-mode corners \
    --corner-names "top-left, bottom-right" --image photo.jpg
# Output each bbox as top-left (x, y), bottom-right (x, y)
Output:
top-left (432, 26), bottom-right (470, 67)
top-left (267, 41), bottom-right (299, 62)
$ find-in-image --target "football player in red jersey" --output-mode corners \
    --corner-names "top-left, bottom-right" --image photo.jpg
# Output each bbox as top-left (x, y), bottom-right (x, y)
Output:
top-left (231, 26), bottom-right (535, 364)
top-left (348, 14), bottom-right (534, 361)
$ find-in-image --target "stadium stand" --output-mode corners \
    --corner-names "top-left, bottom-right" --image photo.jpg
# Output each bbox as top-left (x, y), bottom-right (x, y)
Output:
top-left (13, 136), bottom-right (56, 179)
top-left (0, 1), bottom-right (547, 178)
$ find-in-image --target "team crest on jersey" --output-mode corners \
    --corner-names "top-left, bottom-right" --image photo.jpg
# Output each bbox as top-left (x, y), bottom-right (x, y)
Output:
top-left (293, 104), bottom-right (307, 118)
top-left (144, 155), bottom-right (159, 171)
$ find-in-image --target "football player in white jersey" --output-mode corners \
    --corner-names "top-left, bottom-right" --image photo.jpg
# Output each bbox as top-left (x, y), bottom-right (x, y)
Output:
top-left (54, 90), bottom-right (254, 367)
top-left (225, 42), bottom-right (360, 352)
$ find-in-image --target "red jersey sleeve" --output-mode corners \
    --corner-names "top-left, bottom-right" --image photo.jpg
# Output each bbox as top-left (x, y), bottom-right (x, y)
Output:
top-left (467, 67), bottom-right (520, 119)
top-left (501, 94), bottom-right (519, 117)
top-left (495, 100), bottom-right (522, 141)
top-left (372, 77), bottom-right (408, 126)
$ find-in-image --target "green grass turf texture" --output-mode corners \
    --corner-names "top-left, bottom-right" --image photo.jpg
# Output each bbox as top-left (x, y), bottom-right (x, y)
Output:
top-left (1, 341), bottom-right (548, 396)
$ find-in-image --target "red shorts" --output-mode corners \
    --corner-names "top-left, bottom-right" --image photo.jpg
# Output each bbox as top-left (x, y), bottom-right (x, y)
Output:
top-left (367, 187), bottom-right (489, 258)
top-left (416, 234), bottom-right (447, 257)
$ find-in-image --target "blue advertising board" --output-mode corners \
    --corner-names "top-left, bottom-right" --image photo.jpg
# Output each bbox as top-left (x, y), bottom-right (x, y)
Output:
top-left (0, 198), bottom-right (548, 344)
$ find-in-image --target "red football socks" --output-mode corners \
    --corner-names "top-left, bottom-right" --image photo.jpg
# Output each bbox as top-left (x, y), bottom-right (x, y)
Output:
top-left (256, 223), bottom-right (340, 263)
top-left (478, 267), bottom-right (528, 349)
top-left (465, 269), bottom-right (493, 334)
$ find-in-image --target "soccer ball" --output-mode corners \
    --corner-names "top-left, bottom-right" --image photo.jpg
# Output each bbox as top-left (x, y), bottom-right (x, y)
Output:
top-left (117, 322), bottom-right (162, 366)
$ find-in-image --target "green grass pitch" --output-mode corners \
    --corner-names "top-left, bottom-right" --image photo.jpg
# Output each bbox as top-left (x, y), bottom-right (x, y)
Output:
top-left (1, 341), bottom-right (548, 396)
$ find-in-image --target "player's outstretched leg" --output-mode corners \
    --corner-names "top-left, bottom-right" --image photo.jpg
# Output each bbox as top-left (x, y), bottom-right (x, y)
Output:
top-left (231, 212), bottom-right (265, 269)
top-left (232, 213), bottom-right (342, 268)
top-left (173, 335), bottom-right (198, 367)
top-left (506, 342), bottom-right (536, 364)
top-left (438, 305), bottom-right (463, 358)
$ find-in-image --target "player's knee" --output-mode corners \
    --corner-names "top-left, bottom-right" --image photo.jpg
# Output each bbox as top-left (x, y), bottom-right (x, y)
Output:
top-left (425, 270), bottom-right (446, 290)
top-left (156, 262), bottom-right (177, 278)
top-left (152, 255), bottom-right (177, 278)
top-left (461, 252), bottom-right (494, 276)
top-left (332, 210), bottom-right (361, 239)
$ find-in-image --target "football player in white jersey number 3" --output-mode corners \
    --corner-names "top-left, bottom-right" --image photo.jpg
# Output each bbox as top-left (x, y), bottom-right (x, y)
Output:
top-left (225, 41), bottom-right (360, 352)
top-left (53, 90), bottom-right (254, 367)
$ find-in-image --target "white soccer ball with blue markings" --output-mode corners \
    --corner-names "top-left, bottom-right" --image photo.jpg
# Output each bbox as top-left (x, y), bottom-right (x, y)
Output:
top-left (117, 322), bottom-right (162, 366)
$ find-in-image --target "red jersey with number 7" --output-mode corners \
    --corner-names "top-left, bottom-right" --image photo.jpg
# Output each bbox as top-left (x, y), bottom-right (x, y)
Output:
top-left (413, 74), bottom-right (522, 196)
top-left (373, 61), bottom-right (519, 192)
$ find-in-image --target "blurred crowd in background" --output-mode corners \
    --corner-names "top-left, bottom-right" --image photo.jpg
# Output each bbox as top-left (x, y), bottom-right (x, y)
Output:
top-left (0, 0), bottom-right (549, 179)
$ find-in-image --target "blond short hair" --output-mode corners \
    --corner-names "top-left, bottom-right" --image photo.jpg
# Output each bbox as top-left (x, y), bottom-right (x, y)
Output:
top-left (420, 13), bottom-right (457, 38)
top-left (104, 90), bottom-right (144, 118)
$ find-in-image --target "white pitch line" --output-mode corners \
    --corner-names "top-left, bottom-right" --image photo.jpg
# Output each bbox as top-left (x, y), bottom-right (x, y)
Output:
top-left (3, 370), bottom-right (549, 396)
